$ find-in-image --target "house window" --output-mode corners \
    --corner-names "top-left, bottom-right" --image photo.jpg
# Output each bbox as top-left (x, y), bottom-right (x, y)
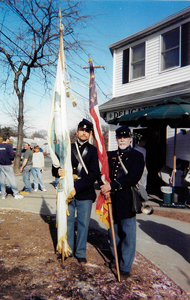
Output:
top-left (122, 49), bottom-right (129, 84)
top-left (161, 22), bottom-right (190, 71)
top-left (181, 22), bottom-right (190, 67)
top-left (161, 28), bottom-right (179, 70)
top-left (130, 43), bottom-right (145, 80)
top-left (122, 22), bottom-right (190, 84)
top-left (122, 42), bottom-right (145, 84)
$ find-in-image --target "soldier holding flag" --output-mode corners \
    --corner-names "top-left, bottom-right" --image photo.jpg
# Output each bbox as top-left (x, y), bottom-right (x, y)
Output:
top-left (48, 9), bottom-right (100, 266)
top-left (101, 125), bottom-right (144, 279)
top-left (58, 118), bottom-right (100, 264)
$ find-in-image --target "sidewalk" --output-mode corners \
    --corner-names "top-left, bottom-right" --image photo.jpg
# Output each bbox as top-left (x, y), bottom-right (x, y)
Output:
top-left (0, 167), bottom-right (190, 295)
top-left (0, 168), bottom-right (57, 216)
top-left (136, 209), bottom-right (190, 295)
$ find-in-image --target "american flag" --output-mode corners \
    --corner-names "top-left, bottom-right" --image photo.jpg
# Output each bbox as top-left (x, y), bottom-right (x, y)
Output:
top-left (89, 57), bottom-right (110, 228)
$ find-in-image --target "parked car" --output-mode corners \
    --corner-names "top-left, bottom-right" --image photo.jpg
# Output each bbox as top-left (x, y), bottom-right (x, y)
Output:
top-left (13, 148), bottom-right (17, 156)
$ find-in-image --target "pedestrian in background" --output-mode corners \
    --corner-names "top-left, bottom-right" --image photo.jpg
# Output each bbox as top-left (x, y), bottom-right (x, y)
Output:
top-left (32, 145), bottom-right (46, 192)
top-left (0, 134), bottom-right (23, 200)
top-left (134, 135), bottom-right (148, 189)
top-left (52, 164), bottom-right (59, 189)
top-left (20, 143), bottom-right (33, 194)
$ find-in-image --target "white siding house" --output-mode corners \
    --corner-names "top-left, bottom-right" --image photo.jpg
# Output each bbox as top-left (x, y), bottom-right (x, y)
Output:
top-left (99, 7), bottom-right (190, 196)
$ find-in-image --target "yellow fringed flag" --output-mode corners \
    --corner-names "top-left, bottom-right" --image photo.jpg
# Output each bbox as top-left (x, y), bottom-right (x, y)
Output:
top-left (48, 16), bottom-right (75, 257)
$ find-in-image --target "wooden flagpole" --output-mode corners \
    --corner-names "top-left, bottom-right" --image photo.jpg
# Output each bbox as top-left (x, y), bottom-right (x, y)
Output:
top-left (59, 7), bottom-right (65, 267)
top-left (59, 7), bottom-right (64, 71)
top-left (108, 201), bottom-right (120, 281)
top-left (83, 56), bottom-right (120, 281)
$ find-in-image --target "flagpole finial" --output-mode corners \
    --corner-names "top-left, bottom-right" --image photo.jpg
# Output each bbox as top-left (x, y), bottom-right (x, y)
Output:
top-left (88, 54), bottom-right (92, 63)
top-left (59, 6), bottom-right (64, 32)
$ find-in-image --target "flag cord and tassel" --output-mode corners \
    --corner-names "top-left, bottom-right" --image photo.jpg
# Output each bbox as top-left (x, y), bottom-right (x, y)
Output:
top-left (65, 63), bottom-right (77, 107)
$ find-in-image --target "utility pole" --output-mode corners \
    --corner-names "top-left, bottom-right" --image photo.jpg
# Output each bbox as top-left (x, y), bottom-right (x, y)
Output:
top-left (82, 65), bottom-right (105, 70)
top-left (82, 54), bottom-right (105, 71)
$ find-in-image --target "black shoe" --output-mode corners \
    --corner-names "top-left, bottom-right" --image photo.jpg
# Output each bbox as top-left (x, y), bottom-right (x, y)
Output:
top-left (57, 254), bottom-right (72, 261)
top-left (57, 253), bottom-right (62, 260)
top-left (77, 258), bottom-right (87, 264)
top-left (104, 261), bottom-right (116, 268)
top-left (120, 271), bottom-right (130, 281)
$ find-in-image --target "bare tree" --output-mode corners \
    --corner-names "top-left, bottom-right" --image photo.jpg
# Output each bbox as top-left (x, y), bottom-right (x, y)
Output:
top-left (69, 128), bottom-right (77, 143)
top-left (31, 130), bottom-right (47, 139)
top-left (0, 0), bottom-right (89, 173)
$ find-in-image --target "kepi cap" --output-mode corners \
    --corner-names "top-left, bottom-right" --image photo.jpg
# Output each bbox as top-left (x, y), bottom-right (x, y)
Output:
top-left (78, 118), bottom-right (93, 131)
top-left (116, 125), bottom-right (132, 138)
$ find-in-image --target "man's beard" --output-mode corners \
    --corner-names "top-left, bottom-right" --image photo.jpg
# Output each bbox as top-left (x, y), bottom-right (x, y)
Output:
top-left (119, 143), bottom-right (127, 150)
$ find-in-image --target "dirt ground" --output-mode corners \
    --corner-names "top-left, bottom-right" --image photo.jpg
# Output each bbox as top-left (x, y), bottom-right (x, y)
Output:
top-left (0, 208), bottom-right (189, 300)
top-left (151, 208), bottom-right (190, 223)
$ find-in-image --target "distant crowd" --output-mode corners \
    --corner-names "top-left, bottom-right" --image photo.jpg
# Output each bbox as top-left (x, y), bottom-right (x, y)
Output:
top-left (0, 135), bottom-right (46, 199)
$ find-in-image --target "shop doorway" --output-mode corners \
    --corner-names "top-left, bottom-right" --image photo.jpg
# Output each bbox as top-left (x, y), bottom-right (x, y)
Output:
top-left (133, 126), bottom-right (166, 196)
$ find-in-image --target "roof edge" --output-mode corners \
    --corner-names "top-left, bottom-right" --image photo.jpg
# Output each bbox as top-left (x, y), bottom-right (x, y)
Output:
top-left (109, 6), bottom-right (190, 54)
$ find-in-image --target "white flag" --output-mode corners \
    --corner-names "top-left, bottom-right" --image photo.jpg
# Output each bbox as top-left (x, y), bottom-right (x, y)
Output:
top-left (48, 36), bottom-right (75, 257)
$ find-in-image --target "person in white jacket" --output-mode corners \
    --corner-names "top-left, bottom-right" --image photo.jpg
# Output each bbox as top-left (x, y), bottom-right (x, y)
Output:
top-left (32, 145), bottom-right (46, 192)
top-left (134, 136), bottom-right (148, 189)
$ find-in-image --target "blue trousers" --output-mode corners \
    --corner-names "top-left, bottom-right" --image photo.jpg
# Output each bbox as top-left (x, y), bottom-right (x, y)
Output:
top-left (32, 168), bottom-right (45, 190)
top-left (0, 165), bottom-right (20, 198)
top-left (54, 177), bottom-right (59, 188)
top-left (67, 198), bottom-right (93, 259)
top-left (22, 164), bottom-right (32, 193)
top-left (109, 216), bottom-right (136, 272)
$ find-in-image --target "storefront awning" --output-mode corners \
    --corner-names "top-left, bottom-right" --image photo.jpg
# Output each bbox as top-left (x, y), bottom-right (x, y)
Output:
top-left (99, 80), bottom-right (190, 115)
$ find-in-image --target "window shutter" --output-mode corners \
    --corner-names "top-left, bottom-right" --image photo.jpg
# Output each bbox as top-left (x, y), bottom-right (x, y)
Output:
top-left (181, 22), bottom-right (190, 67)
top-left (122, 49), bottom-right (129, 84)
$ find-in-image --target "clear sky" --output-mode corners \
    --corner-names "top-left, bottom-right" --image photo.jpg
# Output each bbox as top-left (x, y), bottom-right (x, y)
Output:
top-left (0, 0), bottom-right (190, 135)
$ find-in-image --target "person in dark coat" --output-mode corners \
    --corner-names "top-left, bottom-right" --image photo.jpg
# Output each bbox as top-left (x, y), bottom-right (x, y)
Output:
top-left (59, 119), bottom-right (100, 264)
top-left (101, 125), bottom-right (144, 280)
top-left (0, 134), bottom-right (23, 200)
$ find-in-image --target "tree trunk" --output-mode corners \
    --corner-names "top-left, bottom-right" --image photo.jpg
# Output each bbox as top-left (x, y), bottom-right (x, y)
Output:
top-left (14, 95), bottom-right (24, 174)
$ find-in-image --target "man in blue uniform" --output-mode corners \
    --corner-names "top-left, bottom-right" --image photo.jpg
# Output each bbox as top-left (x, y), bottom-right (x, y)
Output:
top-left (59, 119), bottom-right (100, 264)
top-left (101, 125), bottom-right (144, 280)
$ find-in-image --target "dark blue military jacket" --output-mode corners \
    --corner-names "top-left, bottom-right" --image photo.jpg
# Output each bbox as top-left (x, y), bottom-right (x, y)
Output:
top-left (72, 141), bottom-right (100, 201)
top-left (108, 146), bottom-right (144, 222)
